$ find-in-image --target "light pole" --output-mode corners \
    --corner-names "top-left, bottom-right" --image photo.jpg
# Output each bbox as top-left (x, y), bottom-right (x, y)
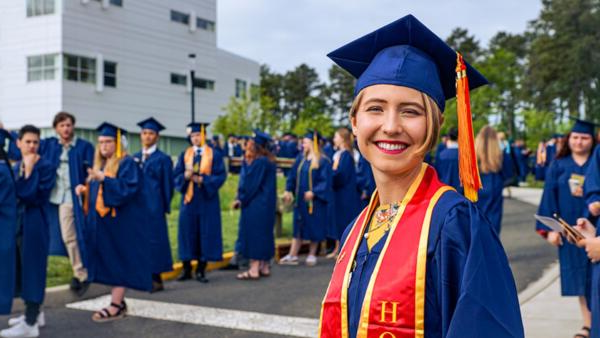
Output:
top-left (188, 53), bottom-right (196, 123)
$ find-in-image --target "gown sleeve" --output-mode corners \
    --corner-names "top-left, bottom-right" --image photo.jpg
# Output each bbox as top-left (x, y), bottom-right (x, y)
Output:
top-left (286, 155), bottom-right (301, 193)
top-left (173, 152), bottom-right (188, 194)
top-left (238, 157), bottom-right (267, 206)
top-left (161, 155), bottom-right (174, 213)
top-left (200, 149), bottom-right (227, 199)
top-left (102, 158), bottom-right (140, 207)
top-left (584, 146), bottom-right (600, 206)
top-left (433, 200), bottom-right (524, 338)
top-left (15, 160), bottom-right (56, 206)
top-left (311, 157), bottom-right (332, 201)
top-left (535, 160), bottom-right (560, 236)
top-left (333, 152), bottom-right (353, 190)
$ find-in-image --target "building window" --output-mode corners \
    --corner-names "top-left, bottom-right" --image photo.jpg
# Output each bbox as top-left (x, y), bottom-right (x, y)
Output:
top-left (170, 10), bottom-right (189, 25)
top-left (27, 0), bottom-right (55, 17)
top-left (91, 0), bottom-right (123, 7)
top-left (250, 84), bottom-right (260, 101)
top-left (27, 54), bottom-right (58, 81)
top-left (63, 54), bottom-right (96, 84)
top-left (170, 73), bottom-right (187, 86)
top-left (104, 61), bottom-right (117, 87)
top-left (235, 79), bottom-right (247, 98)
top-left (170, 73), bottom-right (215, 90)
top-left (196, 17), bottom-right (215, 32)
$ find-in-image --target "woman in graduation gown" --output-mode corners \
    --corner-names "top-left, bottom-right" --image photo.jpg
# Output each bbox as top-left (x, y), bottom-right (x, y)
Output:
top-left (174, 123), bottom-right (227, 283)
top-left (75, 123), bottom-right (152, 323)
top-left (0, 130), bottom-right (17, 316)
top-left (232, 130), bottom-right (277, 280)
top-left (535, 120), bottom-right (595, 336)
top-left (133, 118), bottom-right (174, 292)
top-left (280, 130), bottom-right (333, 267)
top-left (434, 127), bottom-right (461, 193)
top-left (474, 126), bottom-right (505, 234)
top-left (328, 127), bottom-right (361, 257)
top-left (356, 152), bottom-right (375, 209)
top-left (319, 15), bottom-right (523, 338)
top-left (2, 125), bottom-right (55, 337)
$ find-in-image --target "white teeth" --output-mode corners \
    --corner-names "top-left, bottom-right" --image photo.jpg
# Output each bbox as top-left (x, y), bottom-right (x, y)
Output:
top-left (376, 142), bottom-right (407, 151)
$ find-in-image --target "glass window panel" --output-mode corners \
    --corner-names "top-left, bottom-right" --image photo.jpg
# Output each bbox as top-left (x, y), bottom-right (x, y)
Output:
top-left (65, 55), bottom-right (78, 69)
top-left (104, 61), bottom-right (116, 75)
top-left (64, 68), bottom-right (78, 81)
top-left (110, 0), bottom-right (122, 6)
top-left (80, 57), bottom-right (95, 71)
top-left (43, 68), bottom-right (55, 80)
top-left (35, 0), bottom-right (44, 16)
top-left (28, 56), bottom-right (42, 68)
top-left (104, 75), bottom-right (116, 87)
top-left (27, 0), bottom-right (34, 16)
top-left (171, 73), bottom-right (187, 85)
top-left (28, 70), bottom-right (42, 82)
top-left (43, 54), bottom-right (55, 67)
top-left (44, 0), bottom-right (55, 14)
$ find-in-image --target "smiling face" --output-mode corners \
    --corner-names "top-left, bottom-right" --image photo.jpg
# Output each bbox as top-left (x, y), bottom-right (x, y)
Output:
top-left (351, 84), bottom-right (440, 177)
top-left (569, 131), bottom-right (594, 156)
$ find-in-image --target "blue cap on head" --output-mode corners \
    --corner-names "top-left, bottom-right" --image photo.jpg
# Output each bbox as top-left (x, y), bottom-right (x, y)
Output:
top-left (137, 117), bottom-right (165, 133)
top-left (327, 14), bottom-right (488, 112)
top-left (253, 129), bottom-right (272, 147)
top-left (186, 122), bottom-right (209, 134)
top-left (571, 119), bottom-right (596, 136)
top-left (97, 122), bottom-right (126, 138)
top-left (304, 129), bottom-right (324, 141)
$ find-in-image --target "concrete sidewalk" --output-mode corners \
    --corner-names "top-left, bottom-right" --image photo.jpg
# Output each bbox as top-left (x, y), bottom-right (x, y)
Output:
top-left (508, 187), bottom-right (587, 338)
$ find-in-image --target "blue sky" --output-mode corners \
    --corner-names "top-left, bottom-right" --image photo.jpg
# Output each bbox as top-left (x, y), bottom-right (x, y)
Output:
top-left (217, 0), bottom-right (542, 80)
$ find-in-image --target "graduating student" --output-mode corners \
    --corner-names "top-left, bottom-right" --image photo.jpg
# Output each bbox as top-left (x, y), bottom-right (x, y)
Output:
top-left (174, 122), bottom-right (226, 283)
top-left (0, 129), bottom-right (17, 317)
top-left (232, 130), bottom-right (277, 280)
top-left (434, 127), bottom-right (461, 192)
top-left (74, 123), bottom-right (152, 323)
top-left (133, 118), bottom-right (174, 292)
top-left (535, 120), bottom-right (595, 337)
top-left (328, 127), bottom-right (361, 257)
top-left (474, 126), bottom-right (506, 234)
top-left (280, 130), bottom-right (333, 267)
top-left (319, 15), bottom-right (523, 338)
top-left (2, 125), bottom-right (55, 338)
top-left (40, 112), bottom-right (94, 295)
top-left (0, 126), bottom-right (21, 162)
top-left (356, 152), bottom-right (375, 209)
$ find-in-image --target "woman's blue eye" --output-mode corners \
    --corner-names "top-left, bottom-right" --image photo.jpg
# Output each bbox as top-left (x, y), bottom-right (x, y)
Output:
top-left (366, 106), bottom-right (382, 112)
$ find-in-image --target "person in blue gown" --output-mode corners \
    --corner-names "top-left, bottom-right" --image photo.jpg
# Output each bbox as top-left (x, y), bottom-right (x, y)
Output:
top-left (225, 135), bottom-right (243, 174)
top-left (0, 129), bottom-right (16, 317)
top-left (434, 127), bottom-right (461, 193)
top-left (474, 126), bottom-right (506, 234)
top-left (75, 122), bottom-right (152, 323)
top-left (174, 122), bottom-right (227, 283)
top-left (0, 127), bottom-right (21, 163)
top-left (278, 133), bottom-right (300, 177)
top-left (232, 130), bottom-right (277, 280)
top-left (133, 118), bottom-right (174, 293)
top-left (280, 130), bottom-right (333, 267)
top-left (319, 15), bottom-right (523, 337)
top-left (433, 134), bottom-right (448, 165)
top-left (2, 125), bottom-right (55, 337)
top-left (536, 120), bottom-right (596, 336)
top-left (328, 127), bottom-right (361, 257)
top-left (40, 112), bottom-right (94, 295)
top-left (323, 139), bottom-right (335, 160)
top-left (356, 152), bottom-right (375, 209)
top-left (512, 140), bottom-right (530, 183)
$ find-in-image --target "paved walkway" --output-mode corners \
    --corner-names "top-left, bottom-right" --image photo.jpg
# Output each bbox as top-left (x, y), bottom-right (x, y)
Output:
top-left (509, 187), bottom-right (586, 338)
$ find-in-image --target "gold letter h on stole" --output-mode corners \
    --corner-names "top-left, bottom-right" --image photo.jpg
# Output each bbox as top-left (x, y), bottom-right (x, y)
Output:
top-left (379, 301), bottom-right (400, 323)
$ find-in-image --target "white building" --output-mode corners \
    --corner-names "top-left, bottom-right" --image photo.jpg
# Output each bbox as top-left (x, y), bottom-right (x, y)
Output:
top-left (0, 0), bottom-right (260, 154)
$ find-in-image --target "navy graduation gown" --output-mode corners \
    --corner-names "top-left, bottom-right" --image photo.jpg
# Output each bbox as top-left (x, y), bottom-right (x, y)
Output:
top-left (174, 147), bottom-right (227, 262)
top-left (237, 156), bottom-right (277, 260)
top-left (13, 158), bottom-right (56, 304)
top-left (536, 156), bottom-right (591, 296)
top-left (86, 157), bottom-right (152, 291)
top-left (434, 147), bottom-right (462, 193)
top-left (584, 146), bottom-right (600, 209)
top-left (40, 137), bottom-right (94, 262)
top-left (0, 160), bottom-right (17, 314)
top-left (476, 170), bottom-right (505, 234)
top-left (434, 141), bottom-right (446, 165)
top-left (133, 149), bottom-right (174, 274)
top-left (512, 145), bottom-right (529, 182)
top-left (356, 155), bottom-right (375, 209)
top-left (343, 189), bottom-right (523, 338)
top-left (330, 150), bottom-right (361, 241)
top-left (584, 147), bottom-right (600, 338)
top-left (323, 143), bottom-right (335, 160)
top-left (286, 155), bottom-right (333, 242)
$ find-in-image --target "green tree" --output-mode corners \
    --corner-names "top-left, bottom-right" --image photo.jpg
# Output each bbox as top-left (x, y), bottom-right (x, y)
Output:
top-left (282, 64), bottom-right (322, 125)
top-left (445, 27), bottom-right (483, 62)
top-left (324, 64), bottom-right (356, 125)
top-left (291, 96), bottom-right (334, 137)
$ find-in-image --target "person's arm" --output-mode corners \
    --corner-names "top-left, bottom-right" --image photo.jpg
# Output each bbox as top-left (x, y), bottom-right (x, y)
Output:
top-left (535, 161), bottom-right (560, 239)
top-left (332, 152), bottom-right (352, 189)
top-left (311, 157), bottom-right (332, 201)
top-left (173, 152), bottom-right (189, 194)
top-left (161, 155), bottom-right (175, 213)
top-left (102, 158), bottom-right (141, 207)
top-left (286, 155), bottom-right (301, 193)
top-left (15, 160), bottom-right (56, 205)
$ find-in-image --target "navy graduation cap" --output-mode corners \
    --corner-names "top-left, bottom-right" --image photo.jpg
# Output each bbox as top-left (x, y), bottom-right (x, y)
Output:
top-left (328, 14), bottom-right (487, 201)
top-left (571, 119), bottom-right (597, 136)
top-left (137, 117), bottom-right (165, 133)
top-left (327, 14), bottom-right (488, 113)
top-left (304, 129), bottom-right (324, 142)
top-left (186, 122), bottom-right (209, 135)
top-left (253, 129), bottom-right (272, 147)
top-left (97, 122), bottom-right (127, 138)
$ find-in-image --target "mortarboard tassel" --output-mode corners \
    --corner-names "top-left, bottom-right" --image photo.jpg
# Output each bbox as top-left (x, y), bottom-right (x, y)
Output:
top-left (116, 128), bottom-right (122, 159)
top-left (200, 124), bottom-right (206, 147)
top-left (455, 52), bottom-right (481, 202)
top-left (311, 130), bottom-right (320, 169)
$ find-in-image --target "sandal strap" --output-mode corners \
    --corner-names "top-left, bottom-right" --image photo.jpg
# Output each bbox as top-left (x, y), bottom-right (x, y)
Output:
top-left (99, 308), bottom-right (110, 318)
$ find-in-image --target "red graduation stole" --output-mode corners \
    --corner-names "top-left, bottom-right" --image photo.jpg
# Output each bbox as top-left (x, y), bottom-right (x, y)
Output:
top-left (319, 164), bottom-right (452, 338)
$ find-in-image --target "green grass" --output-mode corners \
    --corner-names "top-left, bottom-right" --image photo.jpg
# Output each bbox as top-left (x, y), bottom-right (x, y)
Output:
top-left (46, 174), bottom-right (293, 287)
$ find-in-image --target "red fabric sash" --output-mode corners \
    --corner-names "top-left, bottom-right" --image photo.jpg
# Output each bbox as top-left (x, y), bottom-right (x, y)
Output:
top-left (319, 164), bottom-right (452, 338)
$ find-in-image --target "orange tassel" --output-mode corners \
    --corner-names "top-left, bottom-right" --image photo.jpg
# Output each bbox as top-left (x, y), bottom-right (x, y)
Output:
top-left (455, 52), bottom-right (481, 202)
top-left (200, 124), bottom-right (206, 147)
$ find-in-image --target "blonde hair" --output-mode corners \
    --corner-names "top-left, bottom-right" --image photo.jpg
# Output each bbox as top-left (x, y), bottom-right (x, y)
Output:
top-left (349, 89), bottom-right (442, 157)
top-left (336, 127), bottom-right (354, 151)
top-left (93, 141), bottom-right (126, 174)
top-left (475, 125), bottom-right (503, 174)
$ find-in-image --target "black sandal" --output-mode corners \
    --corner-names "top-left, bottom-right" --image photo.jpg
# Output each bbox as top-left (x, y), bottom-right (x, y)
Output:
top-left (236, 271), bottom-right (260, 280)
top-left (574, 326), bottom-right (591, 338)
top-left (92, 301), bottom-right (127, 323)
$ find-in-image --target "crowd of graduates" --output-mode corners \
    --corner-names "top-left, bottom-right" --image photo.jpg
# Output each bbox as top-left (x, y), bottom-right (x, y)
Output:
top-left (2, 106), bottom-right (600, 337)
